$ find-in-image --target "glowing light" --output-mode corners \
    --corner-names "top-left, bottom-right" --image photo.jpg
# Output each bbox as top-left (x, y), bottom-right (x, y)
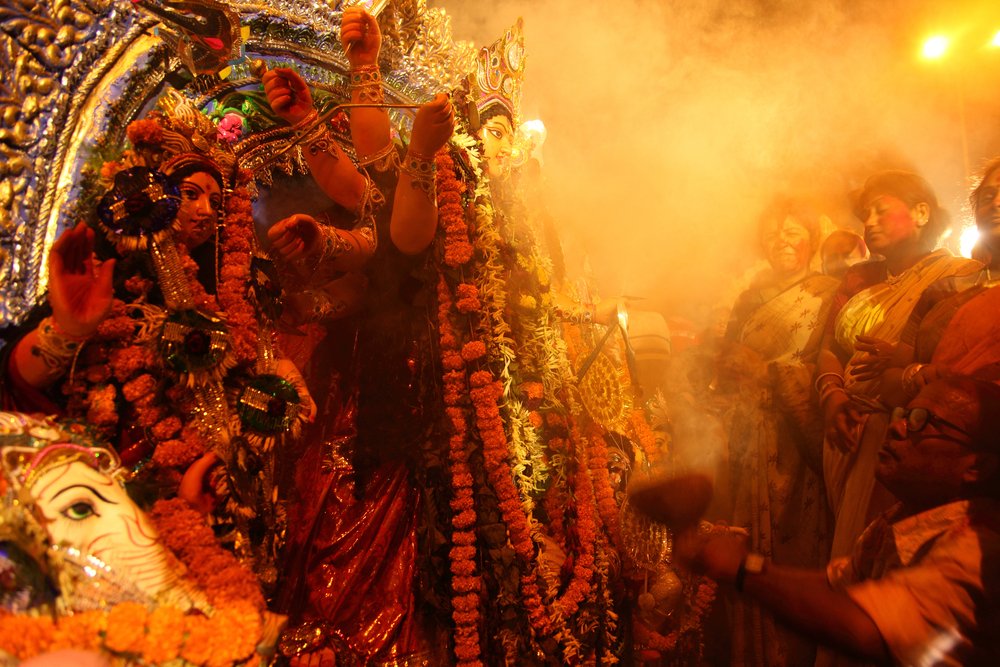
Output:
top-left (960, 225), bottom-right (980, 258)
top-left (921, 35), bottom-right (950, 60)
top-left (617, 303), bottom-right (630, 331)
top-left (512, 119), bottom-right (549, 167)
top-left (991, 30), bottom-right (1000, 48)
top-left (521, 119), bottom-right (547, 142)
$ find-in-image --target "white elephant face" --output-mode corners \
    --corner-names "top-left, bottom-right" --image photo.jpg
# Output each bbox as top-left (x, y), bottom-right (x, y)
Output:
top-left (29, 458), bottom-right (173, 600)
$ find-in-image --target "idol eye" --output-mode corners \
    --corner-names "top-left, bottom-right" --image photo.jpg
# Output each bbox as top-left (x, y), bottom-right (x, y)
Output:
top-left (61, 500), bottom-right (98, 521)
top-left (488, 128), bottom-right (502, 139)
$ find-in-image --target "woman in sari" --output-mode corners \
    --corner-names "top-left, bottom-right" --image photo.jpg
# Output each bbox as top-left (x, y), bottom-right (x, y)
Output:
top-left (875, 157), bottom-right (1000, 407)
top-left (724, 197), bottom-right (838, 666)
top-left (814, 171), bottom-right (981, 559)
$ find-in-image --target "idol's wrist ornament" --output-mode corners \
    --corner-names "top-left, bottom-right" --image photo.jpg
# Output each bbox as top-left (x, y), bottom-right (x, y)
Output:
top-left (401, 149), bottom-right (437, 201)
top-left (33, 316), bottom-right (90, 373)
top-left (350, 64), bottom-right (383, 104)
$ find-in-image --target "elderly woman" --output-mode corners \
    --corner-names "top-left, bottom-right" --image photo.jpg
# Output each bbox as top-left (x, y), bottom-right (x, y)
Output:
top-left (814, 171), bottom-right (981, 559)
top-left (723, 196), bottom-right (839, 667)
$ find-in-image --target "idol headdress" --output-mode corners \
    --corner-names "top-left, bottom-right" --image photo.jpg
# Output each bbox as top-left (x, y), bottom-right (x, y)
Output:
top-left (474, 17), bottom-right (526, 127)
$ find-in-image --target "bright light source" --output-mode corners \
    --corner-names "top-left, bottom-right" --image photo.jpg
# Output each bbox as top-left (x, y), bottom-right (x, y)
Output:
top-left (960, 225), bottom-right (980, 258)
top-left (921, 35), bottom-right (950, 59)
top-left (991, 30), bottom-right (1000, 48)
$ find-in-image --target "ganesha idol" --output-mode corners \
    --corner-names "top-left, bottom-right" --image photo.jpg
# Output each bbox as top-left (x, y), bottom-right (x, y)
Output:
top-left (0, 411), bottom-right (283, 665)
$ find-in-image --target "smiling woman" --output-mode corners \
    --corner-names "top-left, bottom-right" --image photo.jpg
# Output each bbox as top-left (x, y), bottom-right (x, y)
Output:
top-left (721, 195), bottom-right (838, 667)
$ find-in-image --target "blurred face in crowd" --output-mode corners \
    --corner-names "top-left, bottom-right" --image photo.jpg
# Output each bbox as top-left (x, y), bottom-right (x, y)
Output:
top-left (974, 166), bottom-right (1000, 246)
top-left (821, 231), bottom-right (867, 279)
top-left (762, 215), bottom-right (812, 278)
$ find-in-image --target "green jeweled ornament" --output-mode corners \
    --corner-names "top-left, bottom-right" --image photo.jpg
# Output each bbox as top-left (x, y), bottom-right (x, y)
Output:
top-left (158, 310), bottom-right (231, 374)
top-left (236, 374), bottom-right (301, 435)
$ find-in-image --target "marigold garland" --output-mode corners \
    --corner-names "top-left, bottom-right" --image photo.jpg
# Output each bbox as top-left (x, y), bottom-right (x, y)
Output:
top-left (70, 137), bottom-right (264, 473)
top-left (585, 424), bottom-right (623, 552)
top-left (435, 173), bottom-right (483, 667)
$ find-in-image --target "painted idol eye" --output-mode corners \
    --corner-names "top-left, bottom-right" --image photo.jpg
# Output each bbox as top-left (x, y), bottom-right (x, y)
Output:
top-left (61, 499), bottom-right (98, 521)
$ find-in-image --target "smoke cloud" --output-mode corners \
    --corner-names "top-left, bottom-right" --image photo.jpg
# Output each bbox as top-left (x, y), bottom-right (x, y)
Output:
top-left (432, 0), bottom-right (1000, 322)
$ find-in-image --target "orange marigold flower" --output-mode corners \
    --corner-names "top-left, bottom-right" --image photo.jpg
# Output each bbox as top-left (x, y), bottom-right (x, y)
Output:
top-left (142, 606), bottom-right (186, 664)
top-left (105, 602), bottom-right (148, 653)
top-left (122, 373), bottom-right (157, 401)
top-left (442, 352), bottom-right (464, 371)
top-left (151, 416), bottom-right (182, 441)
top-left (126, 118), bottom-right (163, 146)
top-left (460, 341), bottom-right (486, 361)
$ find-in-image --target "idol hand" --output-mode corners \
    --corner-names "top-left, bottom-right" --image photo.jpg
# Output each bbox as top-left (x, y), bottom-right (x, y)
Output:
top-left (263, 67), bottom-right (314, 126)
top-left (341, 7), bottom-right (381, 66)
top-left (409, 94), bottom-right (454, 157)
top-left (48, 223), bottom-right (116, 339)
top-left (267, 214), bottom-right (323, 264)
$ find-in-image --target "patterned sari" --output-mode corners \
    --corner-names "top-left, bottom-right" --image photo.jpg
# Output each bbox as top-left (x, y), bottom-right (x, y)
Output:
top-left (727, 273), bottom-right (838, 667)
top-left (824, 250), bottom-right (981, 558)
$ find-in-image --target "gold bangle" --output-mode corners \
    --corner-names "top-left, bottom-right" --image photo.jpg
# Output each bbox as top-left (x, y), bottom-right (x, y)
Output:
top-left (401, 150), bottom-right (437, 200)
top-left (349, 65), bottom-right (383, 104)
top-left (357, 142), bottom-right (399, 172)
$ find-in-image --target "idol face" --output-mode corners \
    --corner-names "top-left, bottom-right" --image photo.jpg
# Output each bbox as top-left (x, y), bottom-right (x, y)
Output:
top-left (860, 194), bottom-right (922, 253)
top-left (761, 215), bottom-right (812, 277)
top-left (174, 171), bottom-right (222, 249)
top-left (479, 115), bottom-right (514, 181)
top-left (975, 167), bottom-right (1000, 244)
top-left (30, 458), bottom-right (174, 599)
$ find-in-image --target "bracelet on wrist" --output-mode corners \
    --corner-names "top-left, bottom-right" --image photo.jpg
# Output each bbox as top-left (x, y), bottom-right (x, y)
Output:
top-left (814, 371), bottom-right (844, 396)
top-left (735, 553), bottom-right (766, 593)
top-left (33, 316), bottom-right (89, 372)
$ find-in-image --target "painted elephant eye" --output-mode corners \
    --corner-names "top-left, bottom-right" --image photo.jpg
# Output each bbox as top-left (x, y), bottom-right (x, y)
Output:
top-left (62, 501), bottom-right (98, 521)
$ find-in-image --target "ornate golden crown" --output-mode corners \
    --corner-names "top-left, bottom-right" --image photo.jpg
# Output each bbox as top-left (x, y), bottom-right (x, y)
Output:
top-left (474, 17), bottom-right (526, 125)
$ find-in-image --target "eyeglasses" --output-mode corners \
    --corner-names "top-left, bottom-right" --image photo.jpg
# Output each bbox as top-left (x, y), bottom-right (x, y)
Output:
top-left (890, 406), bottom-right (974, 445)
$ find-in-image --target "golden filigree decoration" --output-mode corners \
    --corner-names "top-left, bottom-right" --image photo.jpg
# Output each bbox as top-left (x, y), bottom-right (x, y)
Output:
top-left (577, 349), bottom-right (631, 432)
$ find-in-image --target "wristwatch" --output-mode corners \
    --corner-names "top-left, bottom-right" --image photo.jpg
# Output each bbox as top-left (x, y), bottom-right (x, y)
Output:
top-left (735, 552), bottom-right (766, 592)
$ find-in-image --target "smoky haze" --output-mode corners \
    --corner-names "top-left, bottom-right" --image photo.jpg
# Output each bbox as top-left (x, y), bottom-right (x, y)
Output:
top-left (431, 0), bottom-right (1000, 325)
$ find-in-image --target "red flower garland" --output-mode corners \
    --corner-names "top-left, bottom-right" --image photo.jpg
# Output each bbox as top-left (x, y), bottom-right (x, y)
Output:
top-left (584, 422), bottom-right (623, 551)
top-left (436, 152), bottom-right (473, 268)
top-left (435, 159), bottom-right (484, 666)
top-left (69, 163), bottom-right (262, 473)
